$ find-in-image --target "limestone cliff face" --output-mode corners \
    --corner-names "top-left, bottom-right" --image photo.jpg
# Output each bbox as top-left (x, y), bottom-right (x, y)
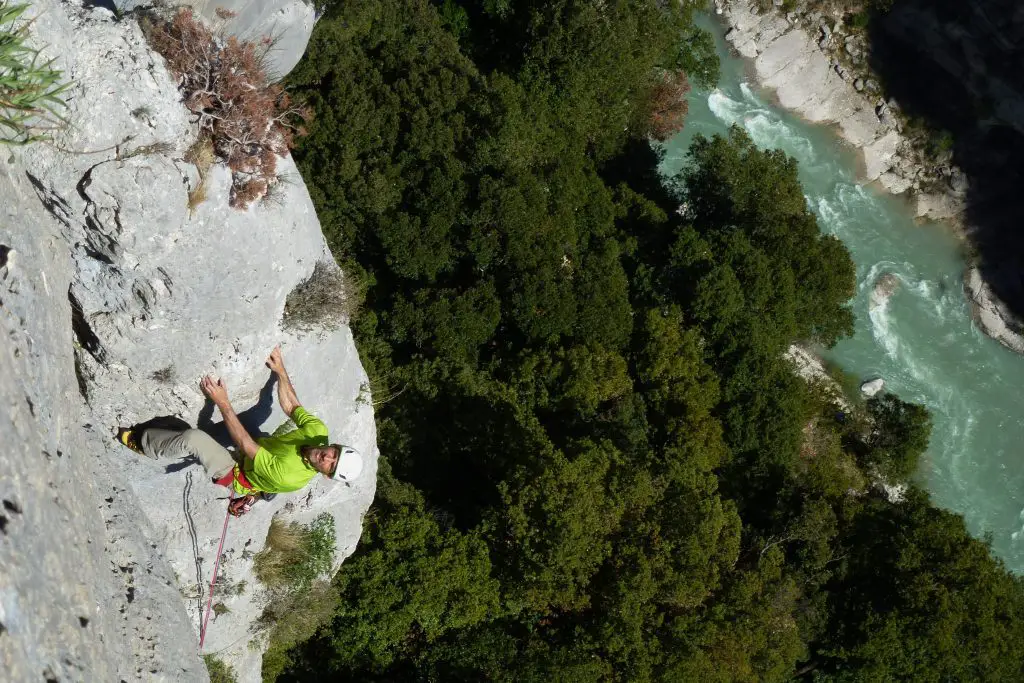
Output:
top-left (1, 2), bottom-right (376, 681)
top-left (114, 0), bottom-right (317, 78)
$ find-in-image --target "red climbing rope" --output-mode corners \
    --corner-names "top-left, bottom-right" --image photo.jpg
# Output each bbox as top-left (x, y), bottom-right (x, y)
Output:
top-left (199, 494), bottom-right (233, 650)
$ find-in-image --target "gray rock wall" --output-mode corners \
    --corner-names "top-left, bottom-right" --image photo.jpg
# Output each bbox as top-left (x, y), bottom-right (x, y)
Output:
top-left (2, 167), bottom-right (209, 683)
top-left (2, 1), bottom-right (376, 681)
top-left (115, 0), bottom-right (316, 79)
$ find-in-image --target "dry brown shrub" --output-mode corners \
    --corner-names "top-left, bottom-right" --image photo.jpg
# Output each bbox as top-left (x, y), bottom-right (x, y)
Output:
top-left (646, 70), bottom-right (691, 142)
top-left (145, 8), bottom-right (311, 209)
top-left (253, 518), bottom-right (305, 588)
top-left (184, 134), bottom-right (215, 211)
top-left (282, 260), bottom-right (364, 331)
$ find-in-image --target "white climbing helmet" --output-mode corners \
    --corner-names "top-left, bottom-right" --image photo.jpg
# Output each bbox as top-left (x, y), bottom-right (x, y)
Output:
top-left (330, 444), bottom-right (363, 482)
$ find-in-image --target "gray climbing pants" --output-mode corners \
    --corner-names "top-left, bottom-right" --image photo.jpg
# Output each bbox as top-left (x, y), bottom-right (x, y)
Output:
top-left (141, 428), bottom-right (238, 480)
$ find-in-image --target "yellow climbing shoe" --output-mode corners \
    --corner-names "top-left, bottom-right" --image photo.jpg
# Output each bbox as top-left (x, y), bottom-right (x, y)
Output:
top-left (116, 427), bottom-right (144, 455)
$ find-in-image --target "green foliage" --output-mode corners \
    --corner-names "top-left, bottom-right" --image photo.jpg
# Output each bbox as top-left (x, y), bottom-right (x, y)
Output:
top-left (254, 513), bottom-right (336, 593)
top-left (204, 655), bottom-right (238, 683)
top-left (850, 10), bottom-right (871, 30)
top-left (0, 1), bottom-right (69, 145)
top-left (494, 440), bottom-right (628, 611)
top-left (904, 116), bottom-right (956, 161)
top-left (815, 488), bottom-right (1024, 681)
top-left (266, 1), bottom-right (1024, 681)
top-left (680, 127), bottom-right (856, 349)
top-left (258, 515), bottom-right (341, 680)
top-left (296, 473), bottom-right (501, 673)
top-left (864, 392), bottom-right (932, 480)
top-left (261, 581), bottom-right (342, 682)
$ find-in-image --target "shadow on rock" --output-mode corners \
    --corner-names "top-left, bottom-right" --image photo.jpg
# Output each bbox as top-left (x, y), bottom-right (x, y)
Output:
top-left (196, 372), bottom-right (277, 447)
top-left (867, 0), bottom-right (1024, 317)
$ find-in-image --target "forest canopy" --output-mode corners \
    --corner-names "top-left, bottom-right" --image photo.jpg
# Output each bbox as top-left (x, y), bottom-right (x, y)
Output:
top-left (269, 0), bottom-right (1024, 680)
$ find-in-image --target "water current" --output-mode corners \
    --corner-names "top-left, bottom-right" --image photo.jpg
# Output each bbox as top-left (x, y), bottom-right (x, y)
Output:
top-left (661, 16), bottom-right (1024, 572)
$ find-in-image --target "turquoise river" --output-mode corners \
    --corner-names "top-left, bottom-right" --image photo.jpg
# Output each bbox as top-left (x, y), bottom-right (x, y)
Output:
top-left (661, 17), bottom-right (1024, 572)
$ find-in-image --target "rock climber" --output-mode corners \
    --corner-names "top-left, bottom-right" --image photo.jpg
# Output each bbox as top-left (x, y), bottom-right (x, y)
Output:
top-left (116, 345), bottom-right (362, 516)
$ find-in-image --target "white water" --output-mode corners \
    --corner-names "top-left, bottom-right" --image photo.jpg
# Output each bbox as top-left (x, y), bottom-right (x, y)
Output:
top-left (662, 19), bottom-right (1024, 571)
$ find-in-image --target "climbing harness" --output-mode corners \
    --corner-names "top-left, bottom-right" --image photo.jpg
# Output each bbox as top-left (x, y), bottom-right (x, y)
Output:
top-left (214, 463), bottom-right (259, 497)
top-left (199, 493), bottom-right (233, 650)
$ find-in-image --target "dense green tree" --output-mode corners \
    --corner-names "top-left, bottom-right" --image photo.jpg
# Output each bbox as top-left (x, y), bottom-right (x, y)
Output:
top-left (492, 439), bottom-right (629, 612)
top-left (274, 1), bottom-right (1024, 680)
top-left (302, 474), bottom-right (499, 674)
top-left (681, 128), bottom-right (856, 347)
top-left (864, 392), bottom-right (933, 480)
top-left (815, 488), bottom-right (1024, 682)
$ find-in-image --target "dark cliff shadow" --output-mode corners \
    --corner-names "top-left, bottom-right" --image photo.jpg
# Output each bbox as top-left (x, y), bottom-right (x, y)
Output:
top-left (866, 0), bottom-right (1024, 317)
top-left (196, 373), bottom-right (278, 448)
top-left (81, 0), bottom-right (118, 15)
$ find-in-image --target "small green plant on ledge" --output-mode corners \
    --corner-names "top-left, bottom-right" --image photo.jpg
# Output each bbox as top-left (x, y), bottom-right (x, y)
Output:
top-left (254, 513), bottom-right (335, 592)
top-left (254, 513), bottom-right (339, 680)
top-left (203, 654), bottom-right (238, 683)
top-left (0, 1), bottom-right (69, 145)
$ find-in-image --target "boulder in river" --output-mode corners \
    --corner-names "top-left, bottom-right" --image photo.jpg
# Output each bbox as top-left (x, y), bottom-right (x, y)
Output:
top-left (861, 378), bottom-right (885, 397)
top-left (870, 272), bottom-right (901, 309)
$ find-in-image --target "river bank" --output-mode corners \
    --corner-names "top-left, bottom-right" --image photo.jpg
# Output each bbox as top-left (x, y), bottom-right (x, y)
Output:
top-left (663, 9), bottom-right (1024, 572)
top-left (712, 0), bottom-right (1024, 354)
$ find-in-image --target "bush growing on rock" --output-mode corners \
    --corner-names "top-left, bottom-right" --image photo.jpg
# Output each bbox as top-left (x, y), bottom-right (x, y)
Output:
top-left (260, 580), bottom-right (341, 682)
top-left (282, 260), bottom-right (363, 331)
top-left (256, 514), bottom-right (340, 680)
top-left (203, 654), bottom-right (238, 683)
top-left (143, 8), bottom-right (311, 209)
top-left (864, 392), bottom-right (932, 480)
top-left (254, 513), bottom-right (336, 593)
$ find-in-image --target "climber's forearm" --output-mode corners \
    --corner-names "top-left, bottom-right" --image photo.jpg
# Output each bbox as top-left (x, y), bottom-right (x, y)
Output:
top-left (216, 400), bottom-right (260, 460)
top-left (275, 369), bottom-right (302, 417)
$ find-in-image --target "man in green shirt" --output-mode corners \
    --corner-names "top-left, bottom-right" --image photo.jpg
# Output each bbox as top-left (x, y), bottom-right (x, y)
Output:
top-left (117, 346), bottom-right (363, 516)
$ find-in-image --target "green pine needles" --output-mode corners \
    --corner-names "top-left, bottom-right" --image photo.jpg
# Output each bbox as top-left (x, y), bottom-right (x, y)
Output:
top-left (0, 1), bottom-right (69, 145)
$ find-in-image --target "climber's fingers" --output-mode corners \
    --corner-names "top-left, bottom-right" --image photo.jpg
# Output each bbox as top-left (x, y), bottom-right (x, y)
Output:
top-left (200, 375), bottom-right (229, 404)
top-left (266, 345), bottom-right (285, 373)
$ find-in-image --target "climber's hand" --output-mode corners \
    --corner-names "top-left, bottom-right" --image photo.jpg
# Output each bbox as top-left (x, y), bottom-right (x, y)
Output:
top-left (228, 495), bottom-right (256, 517)
top-left (265, 345), bottom-right (286, 375)
top-left (201, 375), bottom-right (229, 407)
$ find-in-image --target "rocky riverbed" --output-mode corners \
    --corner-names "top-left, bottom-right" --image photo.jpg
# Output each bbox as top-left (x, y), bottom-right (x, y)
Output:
top-left (714, 0), bottom-right (1024, 354)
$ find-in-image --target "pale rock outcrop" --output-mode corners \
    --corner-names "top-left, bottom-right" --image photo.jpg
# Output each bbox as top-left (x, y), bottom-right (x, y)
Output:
top-left (870, 272), bottom-right (900, 310)
top-left (2, 1), bottom-right (376, 681)
top-left (860, 377), bottom-right (885, 397)
top-left (785, 345), bottom-right (848, 409)
top-left (964, 268), bottom-right (1024, 354)
top-left (114, 0), bottom-right (316, 78)
top-left (716, 0), bottom-right (964, 220)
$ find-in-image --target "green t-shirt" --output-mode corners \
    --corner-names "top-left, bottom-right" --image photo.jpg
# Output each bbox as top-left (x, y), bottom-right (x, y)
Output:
top-left (239, 407), bottom-right (328, 494)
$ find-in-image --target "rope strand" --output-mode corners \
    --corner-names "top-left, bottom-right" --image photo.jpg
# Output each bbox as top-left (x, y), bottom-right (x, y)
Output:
top-left (199, 493), bottom-right (234, 650)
